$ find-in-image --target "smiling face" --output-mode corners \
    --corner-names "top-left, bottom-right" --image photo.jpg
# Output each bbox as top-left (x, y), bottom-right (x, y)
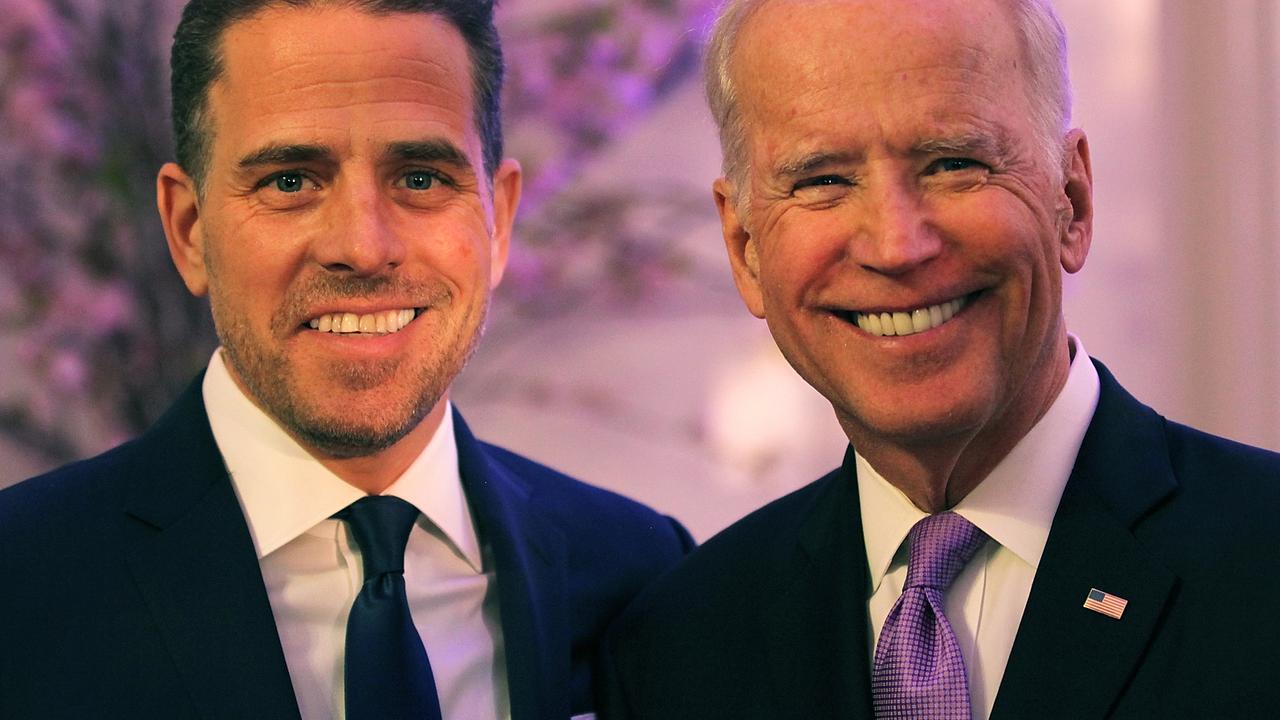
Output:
top-left (718, 0), bottom-right (1092, 462)
top-left (157, 5), bottom-right (520, 466)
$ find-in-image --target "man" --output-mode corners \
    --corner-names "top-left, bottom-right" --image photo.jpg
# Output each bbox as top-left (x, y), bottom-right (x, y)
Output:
top-left (601, 0), bottom-right (1280, 718)
top-left (0, 1), bottom-right (691, 718)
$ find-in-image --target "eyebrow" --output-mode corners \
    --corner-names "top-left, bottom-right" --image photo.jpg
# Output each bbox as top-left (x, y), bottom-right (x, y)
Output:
top-left (773, 151), bottom-right (863, 181)
top-left (769, 129), bottom-right (1017, 181)
top-left (913, 130), bottom-right (1012, 159)
top-left (234, 139), bottom-right (474, 171)
top-left (236, 143), bottom-right (332, 170)
top-left (386, 139), bottom-right (472, 169)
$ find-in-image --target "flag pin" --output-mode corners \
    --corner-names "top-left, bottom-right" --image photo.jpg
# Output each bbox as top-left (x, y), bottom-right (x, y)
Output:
top-left (1083, 588), bottom-right (1128, 619)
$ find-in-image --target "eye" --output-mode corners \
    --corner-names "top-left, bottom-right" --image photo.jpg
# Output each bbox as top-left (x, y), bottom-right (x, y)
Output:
top-left (794, 175), bottom-right (851, 191)
top-left (928, 157), bottom-right (987, 174)
top-left (272, 172), bottom-right (306, 193)
top-left (401, 170), bottom-right (440, 191)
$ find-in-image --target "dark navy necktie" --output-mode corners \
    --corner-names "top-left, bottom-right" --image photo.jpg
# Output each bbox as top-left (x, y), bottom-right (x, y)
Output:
top-left (337, 496), bottom-right (444, 720)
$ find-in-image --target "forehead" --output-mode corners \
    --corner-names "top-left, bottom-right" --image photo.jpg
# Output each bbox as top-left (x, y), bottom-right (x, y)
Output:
top-left (733, 0), bottom-right (1028, 155)
top-left (206, 5), bottom-right (476, 163)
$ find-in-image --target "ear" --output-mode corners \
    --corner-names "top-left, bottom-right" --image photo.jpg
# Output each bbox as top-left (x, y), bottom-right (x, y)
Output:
top-left (486, 158), bottom-right (522, 289)
top-left (156, 162), bottom-right (209, 296)
top-left (1058, 129), bottom-right (1093, 274)
top-left (714, 177), bottom-right (765, 318)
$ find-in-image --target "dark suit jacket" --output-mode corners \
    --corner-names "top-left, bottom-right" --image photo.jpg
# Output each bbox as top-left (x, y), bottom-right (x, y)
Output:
top-left (0, 377), bottom-right (693, 719)
top-left (601, 360), bottom-right (1280, 718)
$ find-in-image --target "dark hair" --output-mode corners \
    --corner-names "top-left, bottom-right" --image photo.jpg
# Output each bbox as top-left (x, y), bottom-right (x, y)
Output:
top-left (170, 0), bottom-right (503, 187)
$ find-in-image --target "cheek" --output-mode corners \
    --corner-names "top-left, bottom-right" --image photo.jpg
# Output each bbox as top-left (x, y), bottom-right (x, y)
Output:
top-left (938, 197), bottom-right (1047, 270)
top-left (759, 215), bottom-right (848, 294)
top-left (434, 229), bottom-right (482, 269)
top-left (410, 227), bottom-right (494, 298)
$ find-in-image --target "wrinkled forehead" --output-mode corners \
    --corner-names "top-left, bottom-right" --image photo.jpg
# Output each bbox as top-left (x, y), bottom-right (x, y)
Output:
top-left (731, 0), bottom-right (1025, 124)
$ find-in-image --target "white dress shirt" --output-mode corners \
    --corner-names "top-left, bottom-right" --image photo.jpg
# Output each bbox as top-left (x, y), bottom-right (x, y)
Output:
top-left (859, 335), bottom-right (1100, 720)
top-left (202, 350), bottom-right (511, 720)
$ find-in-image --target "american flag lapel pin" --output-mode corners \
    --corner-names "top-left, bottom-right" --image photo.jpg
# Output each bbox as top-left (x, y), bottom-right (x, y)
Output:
top-left (1083, 587), bottom-right (1128, 619)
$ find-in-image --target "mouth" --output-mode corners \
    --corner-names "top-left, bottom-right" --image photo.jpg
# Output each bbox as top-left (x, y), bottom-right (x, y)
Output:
top-left (305, 308), bottom-right (421, 336)
top-left (832, 291), bottom-right (979, 338)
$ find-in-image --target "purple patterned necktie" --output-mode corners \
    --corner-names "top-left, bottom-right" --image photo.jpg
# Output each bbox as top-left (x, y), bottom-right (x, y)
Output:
top-left (872, 512), bottom-right (990, 719)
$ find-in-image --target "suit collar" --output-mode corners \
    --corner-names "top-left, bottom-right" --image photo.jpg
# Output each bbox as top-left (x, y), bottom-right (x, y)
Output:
top-left (453, 409), bottom-right (569, 720)
top-left (991, 360), bottom-right (1178, 718)
top-left (121, 376), bottom-right (302, 719)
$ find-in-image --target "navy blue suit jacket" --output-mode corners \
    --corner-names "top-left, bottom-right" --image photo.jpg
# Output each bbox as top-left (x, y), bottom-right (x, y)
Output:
top-left (601, 360), bottom-right (1280, 718)
top-left (0, 377), bottom-right (693, 719)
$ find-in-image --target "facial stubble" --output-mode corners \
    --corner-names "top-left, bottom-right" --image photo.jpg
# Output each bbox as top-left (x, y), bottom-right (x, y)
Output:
top-left (205, 245), bottom-right (488, 460)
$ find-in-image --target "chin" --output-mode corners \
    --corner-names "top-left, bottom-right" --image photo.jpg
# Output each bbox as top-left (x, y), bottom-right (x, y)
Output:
top-left (271, 379), bottom-right (443, 458)
top-left (287, 406), bottom-right (428, 459)
top-left (836, 392), bottom-right (993, 447)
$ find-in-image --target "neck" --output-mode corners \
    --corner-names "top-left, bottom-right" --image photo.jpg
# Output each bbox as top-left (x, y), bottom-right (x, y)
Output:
top-left (845, 336), bottom-right (1073, 513)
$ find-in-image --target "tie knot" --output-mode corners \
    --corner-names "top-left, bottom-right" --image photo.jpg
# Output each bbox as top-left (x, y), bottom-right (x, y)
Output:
top-left (904, 512), bottom-right (988, 590)
top-left (336, 495), bottom-right (420, 578)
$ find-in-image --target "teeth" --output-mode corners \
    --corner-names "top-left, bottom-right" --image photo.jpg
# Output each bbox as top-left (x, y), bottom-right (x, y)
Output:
top-left (892, 312), bottom-right (913, 335)
top-left (852, 296), bottom-right (968, 337)
top-left (867, 313), bottom-right (883, 336)
top-left (306, 309), bottom-right (417, 335)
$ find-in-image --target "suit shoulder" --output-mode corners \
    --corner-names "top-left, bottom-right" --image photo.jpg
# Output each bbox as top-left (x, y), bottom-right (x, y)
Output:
top-left (1157, 418), bottom-right (1280, 534)
top-left (691, 465), bottom-right (840, 564)
top-left (0, 440), bottom-right (145, 583)
top-left (619, 466), bottom-right (841, 618)
top-left (1164, 418), bottom-right (1280, 481)
top-left (478, 441), bottom-right (694, 551)
top-left (0, 438), bottom-right (140, 534)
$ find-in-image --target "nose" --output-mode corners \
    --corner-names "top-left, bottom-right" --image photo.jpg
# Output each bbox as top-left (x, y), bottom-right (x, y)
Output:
top-left (311, 178), bottom-right (406, 276)
top-left (849, 177), bottom-right (942, 275)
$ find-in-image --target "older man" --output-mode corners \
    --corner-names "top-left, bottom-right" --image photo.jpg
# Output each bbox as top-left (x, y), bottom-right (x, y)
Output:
top-left (0, 2), bottom-right (691, 718)
top-left (601, 0), bottom-right (1280, 718)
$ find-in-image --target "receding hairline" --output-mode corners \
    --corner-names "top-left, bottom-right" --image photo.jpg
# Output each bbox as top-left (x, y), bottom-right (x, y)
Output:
top-left (202, 5), bottom-right (477, 143)
top-left (705, 0), bottom-right (1071, 204)
top-left (174, 0), bottom-right (504, 192)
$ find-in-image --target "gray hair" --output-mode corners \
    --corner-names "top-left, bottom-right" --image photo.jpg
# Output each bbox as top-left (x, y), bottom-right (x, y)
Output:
top-left (704, 0), bottom-right (1072, 209)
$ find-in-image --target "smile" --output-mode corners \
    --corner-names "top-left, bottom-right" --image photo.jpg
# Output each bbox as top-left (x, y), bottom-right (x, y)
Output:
top-left (841, 294), bottom-right (974, 337)
top-left (306, 309), bottom-right (419, 335)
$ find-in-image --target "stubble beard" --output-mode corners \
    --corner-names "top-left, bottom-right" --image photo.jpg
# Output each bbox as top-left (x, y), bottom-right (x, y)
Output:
top-left (208, 268), bottom-right (488, 460)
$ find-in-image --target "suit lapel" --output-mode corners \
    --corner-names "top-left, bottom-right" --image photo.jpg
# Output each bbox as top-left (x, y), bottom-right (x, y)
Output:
top-left (454, 410), bottom-right (569, 720)
top-left (121, 379), bottom-right (300, 719)
top-left (764, 451), bottom-right (876, 719)
top-left (992, 362), bottom-right (1178, 719)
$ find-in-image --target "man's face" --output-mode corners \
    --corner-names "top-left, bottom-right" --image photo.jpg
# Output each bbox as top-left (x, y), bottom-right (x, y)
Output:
top-left (718, 0), bottom-right (1092, 451)
top-left (161, 5), bottom-right (519, 457)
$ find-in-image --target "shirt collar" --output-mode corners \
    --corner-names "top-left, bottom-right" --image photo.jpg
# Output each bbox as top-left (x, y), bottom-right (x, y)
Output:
top-left (859, 334), bottom-right (1101, 592)
top-left (202, 349), bottom-right (483, 572)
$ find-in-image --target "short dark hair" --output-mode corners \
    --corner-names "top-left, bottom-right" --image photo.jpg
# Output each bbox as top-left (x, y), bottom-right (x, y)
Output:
top-left (170, 0), bottom-right (504, 187)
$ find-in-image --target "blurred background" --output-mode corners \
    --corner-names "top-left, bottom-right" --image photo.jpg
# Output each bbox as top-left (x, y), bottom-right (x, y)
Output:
top-left (1, 0), bottom-right (1277, 541)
